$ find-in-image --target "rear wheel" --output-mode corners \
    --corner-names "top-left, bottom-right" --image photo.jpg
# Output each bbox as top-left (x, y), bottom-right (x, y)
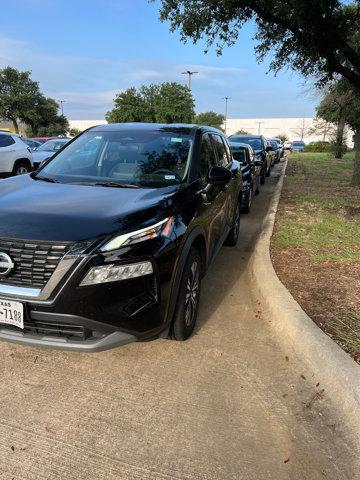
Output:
top-left (13, 161), bottom-right (31, 176)
top-left (169, 248), bottom-right (202, 341)
top-left (224, 202), bottom-right (240, 246)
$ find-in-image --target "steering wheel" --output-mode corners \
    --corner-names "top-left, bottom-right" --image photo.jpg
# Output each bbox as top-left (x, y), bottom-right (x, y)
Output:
top-left (153, 169), bottom-right (182, 182)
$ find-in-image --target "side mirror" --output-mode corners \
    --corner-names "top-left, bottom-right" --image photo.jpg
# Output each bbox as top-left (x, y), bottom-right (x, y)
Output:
top-left (207, 166), bottom-right (232, 186)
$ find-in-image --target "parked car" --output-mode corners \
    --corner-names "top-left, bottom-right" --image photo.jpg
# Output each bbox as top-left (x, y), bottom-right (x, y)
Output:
top-left (29, 137), bottom-right (57, 144)
top-left (0, 123), bottom-right (243, 352)
top-left (270, 138), bottom-right (284, 160)
top-left (229, 142), bottom-right (261, 213)
top-left (22, 138), bottom-right (42, 151)
top-left (291, 141), bottom-right (306, 152)
top-left (268, 139), bottom-right (281, 163)
top-left (284, 141), bottom-right (292, 150)
top-left (32, 138), bottom-right (70, 169)
top-left (0, 131), bottom-right (33, 177)
top-left (228, 134), bottom-right (272, 184)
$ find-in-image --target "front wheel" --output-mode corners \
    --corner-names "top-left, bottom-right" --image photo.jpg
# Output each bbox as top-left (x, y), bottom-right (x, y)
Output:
top-left (224, 202), bottom-right (240, 246)
top-left (241, 186), bottom-right (252, 214)
top-left (169, 248), bottom-right (202, 341)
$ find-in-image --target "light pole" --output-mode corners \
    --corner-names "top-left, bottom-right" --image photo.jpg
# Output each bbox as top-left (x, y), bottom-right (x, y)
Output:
top-left (223, 97), bottom-right (230, 135)
top-left (256, 121), bottom-right (264, 134)
top-left (59, 100), bottom-right (66, 116)
top-left (181, 70), bottom-right (198, 90)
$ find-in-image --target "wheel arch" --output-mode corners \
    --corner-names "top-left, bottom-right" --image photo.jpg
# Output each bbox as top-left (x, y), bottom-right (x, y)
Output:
top-left (163, 227), bottom-right (207, 332)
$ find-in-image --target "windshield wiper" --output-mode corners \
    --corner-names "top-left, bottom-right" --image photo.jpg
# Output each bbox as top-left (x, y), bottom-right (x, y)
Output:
top-left (93, 181), bottom-right (140, 189)
top-left (34, 176), bottom-right (60, 183)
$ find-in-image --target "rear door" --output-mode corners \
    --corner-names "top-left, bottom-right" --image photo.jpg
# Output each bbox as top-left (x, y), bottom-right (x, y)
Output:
top-left (210, 134), bottom-right (234, 241)
top-left (0, 134), bottom-right (16, 171)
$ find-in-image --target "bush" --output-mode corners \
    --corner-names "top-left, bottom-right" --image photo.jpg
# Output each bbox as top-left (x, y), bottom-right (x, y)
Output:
top-left (305, 141), bottom-right (332, 152)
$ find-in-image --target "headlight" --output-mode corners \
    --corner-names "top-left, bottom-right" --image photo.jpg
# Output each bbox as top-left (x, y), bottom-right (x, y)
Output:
top-left (101, 217), bottom-right (173, 252)
top-left (80, 261), bottom-right (153, 286)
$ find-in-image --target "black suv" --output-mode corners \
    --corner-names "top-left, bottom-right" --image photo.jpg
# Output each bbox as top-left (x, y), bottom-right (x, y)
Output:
top-left (0, 123), bottom-right (242, 352)
top-left (227, 134), bottom-right (272, 184)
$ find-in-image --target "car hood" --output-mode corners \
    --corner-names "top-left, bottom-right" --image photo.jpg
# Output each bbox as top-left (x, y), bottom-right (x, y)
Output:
top-left (32, 151), bottom-right (54, 163)
top-left (0, 175), bottom-right (184, 242)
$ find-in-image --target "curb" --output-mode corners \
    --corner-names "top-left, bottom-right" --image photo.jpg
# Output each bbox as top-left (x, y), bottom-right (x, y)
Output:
top-left (249, 160), bottom-right (360, 430)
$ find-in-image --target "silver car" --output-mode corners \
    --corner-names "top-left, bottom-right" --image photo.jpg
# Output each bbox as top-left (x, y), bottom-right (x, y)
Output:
top-left (32, 138), bottom-right (70, 169)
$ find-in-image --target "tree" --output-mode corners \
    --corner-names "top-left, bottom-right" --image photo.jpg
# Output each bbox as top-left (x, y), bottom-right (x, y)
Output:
top-left (0, 66), bottom-right (40, 133)
top-left (317, 80), bottom-right (360, 185)
top-left (106, 82), bottom-right (195, 124)
top-left (68, 127), bottom-right (82, 137)
top-left (24, 96), bottom-right (69, 136)
top-left (317, 84), bottom-right (352, 158)
top-left (308, 119), bottom-right (336, 142)
top-left (278, 133), bottom-right (289, 143)
top-left (155, 1), bottom-right (360, 91)
top-left (291, 119), bottom-right (311, 141)
top-left (234, 129), bottom-right (250, 135)
top-left (155, 82), bottom-right (195, 123)
top-left (194, 111), bottom-right (225, 130)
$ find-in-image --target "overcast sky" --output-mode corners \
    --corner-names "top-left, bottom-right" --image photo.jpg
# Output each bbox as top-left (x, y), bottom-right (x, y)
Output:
top-left (0, 0), bottom-right (318, 120)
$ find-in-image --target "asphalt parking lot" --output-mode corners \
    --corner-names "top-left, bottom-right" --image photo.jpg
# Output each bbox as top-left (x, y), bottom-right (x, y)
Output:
top-left (0, 163), bottom-right (358, 480)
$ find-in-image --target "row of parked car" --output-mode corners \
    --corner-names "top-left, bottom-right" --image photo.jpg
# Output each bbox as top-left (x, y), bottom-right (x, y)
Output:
top-left (0, 123), bottom-right (286, 353)
top-left (0, 130), bottom-right (70, 177)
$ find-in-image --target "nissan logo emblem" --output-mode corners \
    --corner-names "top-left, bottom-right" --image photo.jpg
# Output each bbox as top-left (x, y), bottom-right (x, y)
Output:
top-left (0, 252), bottom-right (14, 276)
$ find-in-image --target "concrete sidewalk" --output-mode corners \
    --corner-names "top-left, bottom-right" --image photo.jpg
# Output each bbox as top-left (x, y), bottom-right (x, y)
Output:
top-left (0, 163), bottom-right (358, 480)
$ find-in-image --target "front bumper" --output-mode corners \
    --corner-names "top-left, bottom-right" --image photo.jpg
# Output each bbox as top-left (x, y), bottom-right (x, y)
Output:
top-left (0, 321), bottom-right (136, 352)
top-left (0, 236), bottom-right (179, 351)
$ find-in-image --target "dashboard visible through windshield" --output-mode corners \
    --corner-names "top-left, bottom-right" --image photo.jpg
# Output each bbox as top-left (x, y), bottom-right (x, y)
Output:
top-left (38, 129), bottom-right (194, 188)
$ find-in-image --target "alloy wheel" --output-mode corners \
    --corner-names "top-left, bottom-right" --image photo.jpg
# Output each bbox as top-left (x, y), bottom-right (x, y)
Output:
top-left (184, 261), bottom-right (200, 327)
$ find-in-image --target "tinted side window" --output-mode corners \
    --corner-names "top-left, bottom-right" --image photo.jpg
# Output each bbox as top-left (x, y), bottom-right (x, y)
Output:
top-left (0, 135), bottom-right (15, 147)
top-left (199, 134), bottom-right (216, 179)
top-left (212, 134), bottom-right (230, 167)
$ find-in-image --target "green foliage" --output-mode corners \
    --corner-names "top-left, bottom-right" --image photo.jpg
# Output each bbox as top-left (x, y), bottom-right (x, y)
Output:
top-left (234, 129), bottom-right (250, 135)
top-left (0, 66), bottom-right (39, 132)
top-left (0, 66), bottom-right (69, 136)
top-left (106, 82), bottom-right (195, 124)
top-left (304, 141), bottom-right (333, 153)
top-left (155, 1), bottom-right (360, 91)
top-left (68, 128), bottom-right (82, 137)
top-left (193, 111), bottom-right (225, 130)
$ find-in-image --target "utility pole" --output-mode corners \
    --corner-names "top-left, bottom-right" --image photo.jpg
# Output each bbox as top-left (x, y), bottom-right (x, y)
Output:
top-left (181, 70), bottom-right (198, 90)
top-left (59, 100), bottom-right (66, 116)
top-left (223, 97), bottom-right (230, 135)
top-left (256, 121), bottom-right (264, 134)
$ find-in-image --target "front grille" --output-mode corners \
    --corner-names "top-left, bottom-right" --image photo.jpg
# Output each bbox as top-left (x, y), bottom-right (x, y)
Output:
top-left (0, 238), bottom-right (71, 289)
top-left (24, 320), bottom-right (91, 341)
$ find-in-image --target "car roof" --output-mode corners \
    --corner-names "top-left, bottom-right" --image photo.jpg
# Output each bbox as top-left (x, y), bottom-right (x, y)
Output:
top-left (88, 122), bottom-right (225, 135)
top-left (228, 141), bottom-right (253, 150)
top-left (228, 134), bottom-right (261, 138)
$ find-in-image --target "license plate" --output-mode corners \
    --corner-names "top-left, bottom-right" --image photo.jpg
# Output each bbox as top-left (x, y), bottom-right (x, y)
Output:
top-left (0, 299), bottom-right (24, 329)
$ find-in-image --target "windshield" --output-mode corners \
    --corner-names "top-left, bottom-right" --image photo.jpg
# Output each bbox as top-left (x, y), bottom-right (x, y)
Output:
top-left (38, 129), bottom-right (194, 188)
top-left (229, 146), bottom-right (247, 163)
top-left (230, 136), bottom-right (262, 150)
top-left (37, 140), bottom-right (68, 152)
top-left (293, 142), bottom-right (305, 146)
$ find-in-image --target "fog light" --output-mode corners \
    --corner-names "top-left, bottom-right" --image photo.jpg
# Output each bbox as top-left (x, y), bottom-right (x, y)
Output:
top-left (80, 261), bottom-right (153, 286)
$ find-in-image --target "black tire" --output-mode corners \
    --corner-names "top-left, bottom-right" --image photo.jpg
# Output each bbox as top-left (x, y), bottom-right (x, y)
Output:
top-left (255, 182), bottom-right (260, 195)
top-left (260, 171), bottom-right (266, 185)
top-left (241, 185), bottom-right (252, 214)
top-left (265, 167), bottom-right (271, 177)
top-left (224, 201), bottom-right (240, 247)
top-left (13, 161), bottom-right (31, 176)
top-left (169, 248), bottom-right (202, 341)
